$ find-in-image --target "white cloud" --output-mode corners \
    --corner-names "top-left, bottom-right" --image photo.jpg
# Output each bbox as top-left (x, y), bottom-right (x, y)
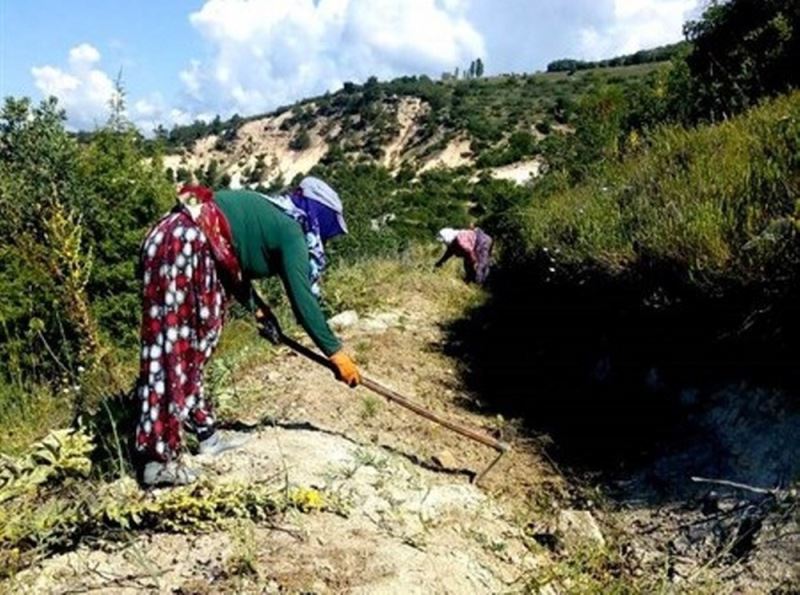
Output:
top-left (131, 93), bottom-right (203, 132)
top-left (27, 1), bottom-right (705, 132)
top-left (31, 43), bottom-right (115, 130)
top-left (181, 0), bottom-right (485, 116)
top-left (179, 60), bottom-right (203, 100)
top-left (68, 43), bottom-right (101, 67)
top-left (134, 98), bottom-right (159, 118)
top-left (463, 0), bottom-right (704, 74)
top-left (577, 0), bottom-right (700, 60)
top-left (31, 44), bottom-right (198, 133)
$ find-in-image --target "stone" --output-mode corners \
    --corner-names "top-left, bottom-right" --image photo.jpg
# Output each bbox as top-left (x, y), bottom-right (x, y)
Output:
top-left (373, 312), bottom-right (401, 326)
top-left (358, 312), bottom-right (402, 334)
top-left (359, 318), bottom-right (389, 333)
top-left (432, 450), bottom-right (457, 469)
top-left (328, 310), bottom-right (359, 329)
top-left (557, 510), bottom-right (606, 550)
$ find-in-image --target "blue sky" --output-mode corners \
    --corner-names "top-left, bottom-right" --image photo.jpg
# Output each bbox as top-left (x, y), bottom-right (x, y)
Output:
top-left (2, 2), bottom-right (201, 99)
top-left (0, 0), bottom-right (704, 131)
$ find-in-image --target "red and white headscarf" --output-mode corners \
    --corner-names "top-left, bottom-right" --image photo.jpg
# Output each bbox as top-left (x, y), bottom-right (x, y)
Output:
top-left (177, 185), bottom-right (243, 289)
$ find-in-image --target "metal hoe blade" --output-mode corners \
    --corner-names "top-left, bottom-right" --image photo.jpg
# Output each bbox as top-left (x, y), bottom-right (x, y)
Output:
top-left (473, 443), bottom-right (510, 486)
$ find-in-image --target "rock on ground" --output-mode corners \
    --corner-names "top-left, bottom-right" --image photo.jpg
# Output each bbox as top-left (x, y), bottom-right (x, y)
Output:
top-left (557, 510), bottom-right (606, 550)
top-left (328, 310), bottom-right (359, 330)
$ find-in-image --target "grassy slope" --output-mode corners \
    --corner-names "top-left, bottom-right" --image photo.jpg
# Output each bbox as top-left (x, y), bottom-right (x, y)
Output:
top-left (3, 248), bottom-right (733, 592)
top-left (511, 91), bottom-right (800, 285)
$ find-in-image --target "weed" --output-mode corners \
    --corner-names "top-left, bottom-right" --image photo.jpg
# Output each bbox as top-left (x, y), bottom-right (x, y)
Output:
top-left (352, 447), bottom-right (389, 471)
top-left (225, 519), bottom-right (259, 578)
top-left (360, 394), bottom-right (381, 419)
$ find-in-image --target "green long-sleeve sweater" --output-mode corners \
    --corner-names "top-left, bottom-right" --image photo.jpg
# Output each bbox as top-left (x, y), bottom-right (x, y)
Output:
top-left (214, 190), bottom-right (341, 356)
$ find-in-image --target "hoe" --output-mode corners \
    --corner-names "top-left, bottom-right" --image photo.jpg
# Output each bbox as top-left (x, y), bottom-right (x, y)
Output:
top-left (276, 332), bottom-right (510, 485)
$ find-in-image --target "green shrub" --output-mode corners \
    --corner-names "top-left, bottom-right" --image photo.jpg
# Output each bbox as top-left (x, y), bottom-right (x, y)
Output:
top-left (536, 120), bottom-right (552, 135)
top-left (289, 129), bottom-right (312, 151)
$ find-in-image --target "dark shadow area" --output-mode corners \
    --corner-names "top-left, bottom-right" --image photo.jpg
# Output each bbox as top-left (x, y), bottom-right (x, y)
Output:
top-left (80, 388), bottom-right (139, 478)
top-left (444, 256), bottom-right (800, 498)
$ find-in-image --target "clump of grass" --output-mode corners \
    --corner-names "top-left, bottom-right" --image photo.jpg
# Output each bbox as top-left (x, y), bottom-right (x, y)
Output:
top-left (206, 317), bottom-right (276, 420)
top-left (0, 384), bottom-right (69, 457)
top-left (519, 532), bottom-right (725, 595)
top-left (360, 394), bottom-right (381, 419)
top-left (225, 519), bottom-right (259, 578)
top-left (0, 426), bottom-right (330, 578)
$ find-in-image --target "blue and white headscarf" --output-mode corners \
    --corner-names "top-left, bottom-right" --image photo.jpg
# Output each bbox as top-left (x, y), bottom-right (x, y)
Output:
top-left (264, 176), bottom-right (347, 298)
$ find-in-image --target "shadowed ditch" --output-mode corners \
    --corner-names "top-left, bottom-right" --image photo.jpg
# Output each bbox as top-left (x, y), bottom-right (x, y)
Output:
top-left (444, 259), bottom-right (800, 500)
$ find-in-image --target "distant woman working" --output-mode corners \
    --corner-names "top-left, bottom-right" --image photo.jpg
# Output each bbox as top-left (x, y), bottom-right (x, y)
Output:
top-left (434, 226), bottom-right (493, 285)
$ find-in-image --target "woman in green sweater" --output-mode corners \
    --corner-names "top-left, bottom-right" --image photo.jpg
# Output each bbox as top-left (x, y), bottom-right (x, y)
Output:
top-left (135, 177), bottom-right (359, 486)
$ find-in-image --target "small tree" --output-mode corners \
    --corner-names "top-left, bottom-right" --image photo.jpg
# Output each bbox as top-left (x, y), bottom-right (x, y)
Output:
top-left (176, 167), bottom-right (191, 184)
top-left (107, 72), bottom-right (131, 133)
top-left (535, 120), bottom-right (552, 135)
top-left (203, 159), bottom-right (220, 187)
top-left (77, 79), bottom-right (174, 340)
top-left (679, 0), bottom-right (800, 122)
top-left (153, 124), bottom-right (168, 141)
top-left (508, 130), bottom-right (536, 158)
top-left (290, 129), bottom-right (312, 151)
top-left (571, 86), bottom-right (627, 179)
top-left (266, 173), bottom-right (286, 194)
top-left (210, 115), bottom-right (223, 136)
top-left (475, 58), bottom-right (485, 78)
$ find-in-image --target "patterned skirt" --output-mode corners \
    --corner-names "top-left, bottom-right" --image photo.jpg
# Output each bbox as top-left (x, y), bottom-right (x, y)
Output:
top-left (134, 210), bottom-right (225, 462)
top-left (472, 229), bottom-right (494, 285)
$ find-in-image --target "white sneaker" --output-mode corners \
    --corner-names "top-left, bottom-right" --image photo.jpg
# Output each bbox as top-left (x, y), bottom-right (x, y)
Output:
top-left (142, 461), bottom-right (199, 487)
top-left (197, 431), bottom-right (250, 456)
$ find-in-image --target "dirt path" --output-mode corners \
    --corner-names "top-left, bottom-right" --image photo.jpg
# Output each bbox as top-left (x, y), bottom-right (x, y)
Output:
top-left (9, 277), bottom-right (562, 594)
top-left (230, 296), bottom-right (561, 505)
top-left (14, 424), bottom-right (547, 594)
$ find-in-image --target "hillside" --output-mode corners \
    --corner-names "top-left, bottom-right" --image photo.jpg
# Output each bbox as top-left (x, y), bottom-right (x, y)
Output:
top-left (3, 2), bottom-right (799, 590)
top-left (546, 40), bottom-right (689, 72)
top-left (160, 62), bottom-right (664, 189)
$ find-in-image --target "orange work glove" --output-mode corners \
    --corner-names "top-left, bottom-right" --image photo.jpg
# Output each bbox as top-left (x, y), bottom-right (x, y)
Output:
top-left (329, 351), bottom-right (361, 387)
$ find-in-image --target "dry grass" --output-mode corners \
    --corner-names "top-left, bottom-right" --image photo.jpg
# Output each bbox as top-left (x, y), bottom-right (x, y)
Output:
top-left (325, 244), bottom-right (485, 318)
top-left (0, 385), bottom-right (70, 457)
